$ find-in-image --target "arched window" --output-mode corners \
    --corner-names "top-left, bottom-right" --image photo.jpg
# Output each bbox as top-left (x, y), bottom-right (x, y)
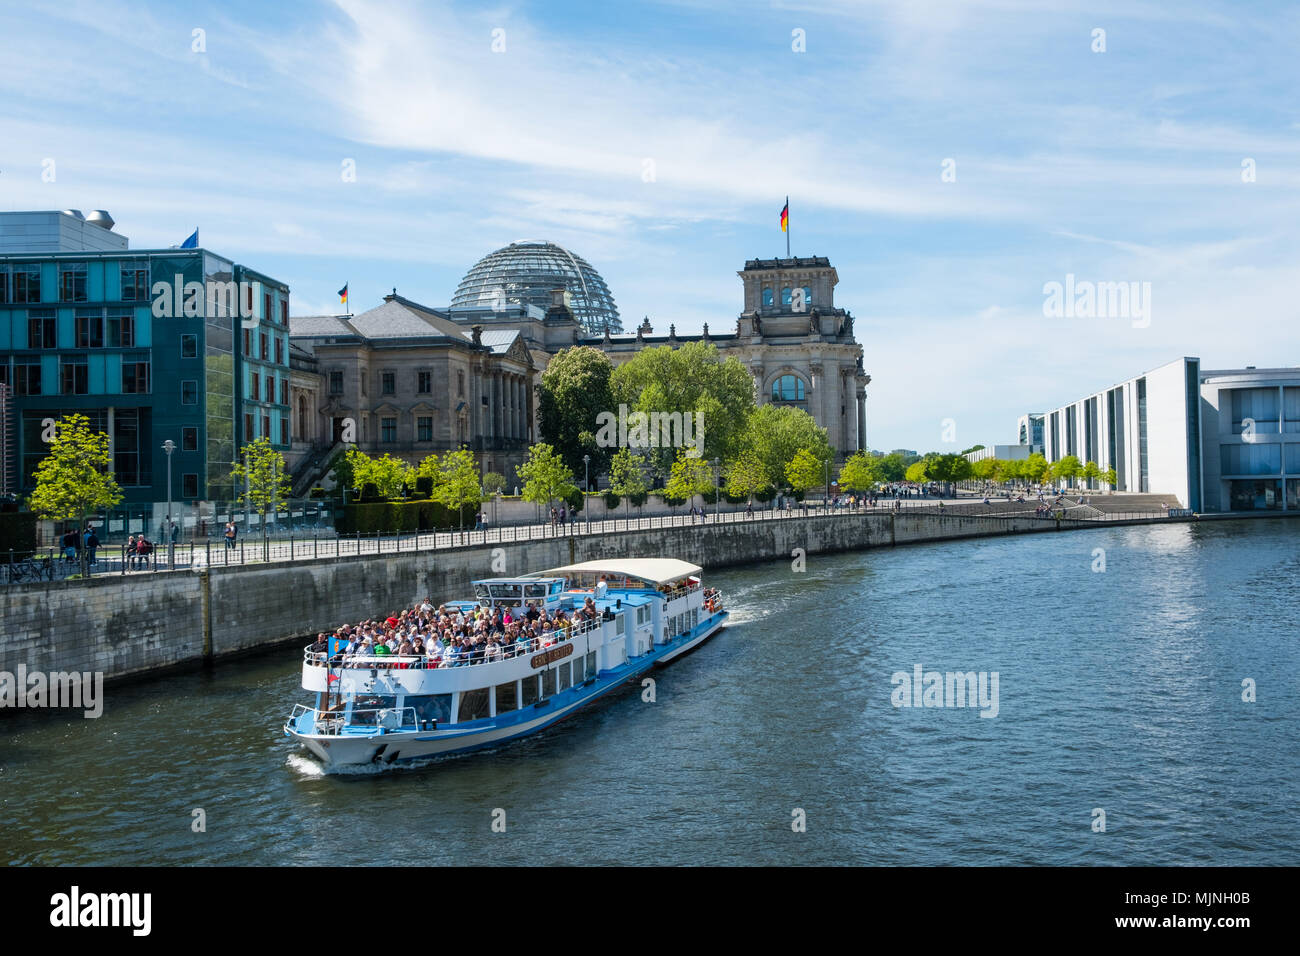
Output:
top-left (781, 287), bottom-right (792, 307)
top-left (762, 287), bottom-right (773, 307)
top-left (297, 395), bottom-right (308, 438)
top-left (771, 374), bottom-right (806, 402)
top-left (802, 286), bottom-right (813, 306)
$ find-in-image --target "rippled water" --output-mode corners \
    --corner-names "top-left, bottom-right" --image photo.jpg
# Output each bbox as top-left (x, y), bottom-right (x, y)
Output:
top-left (2, 519), bottom-right (1297, 865)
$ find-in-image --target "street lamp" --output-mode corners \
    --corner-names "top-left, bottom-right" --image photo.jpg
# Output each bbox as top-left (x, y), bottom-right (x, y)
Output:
top-left (583, 454), bottom-right (590, 532)
top-left (162, 439), bottom-right (175, 569)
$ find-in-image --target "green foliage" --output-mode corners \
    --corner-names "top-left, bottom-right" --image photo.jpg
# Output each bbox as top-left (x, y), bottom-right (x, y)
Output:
top-left (1082, 460), bottom-right (1101, 482)
top-left (232, 436), bottom-right (290, 519)
top-left (743, 404), bottom-right (834, 489)
top-left (665, 450), bottom-right (713, 502)
top-left (609, 341), bottom-right (756, 468)
top-left (724, 450), bottom-right (768, 503)
top-left (837, 451), bottom-right (879, 491)
top-left (27, 413), bottom-right (124, 531)
top-left (607, 448), bottom-right (648, 507)
top-left (602, 490), bottom-right (621, 509)
top-left (431, 449), bottom-right (482, 527)
top-left (784, 448), bottom-right (824, 493)
top-left (1024, 452), bottom-right (1049, 483)
top-left (1055, 454), bottom-right (1082, 483)
top-left (1102, 466), bottom-right (1117, 487)
top-left (904, 461), bottom-right (928, 482)
top-left (517, 443), bottom-right (578, 507)
top-left (875, 452), bottom-right (906, 483)
top-left (340, 448), bottom-right (414, 499)
top-left (537, 346), bottom-right (615, 477)
top-left (336, 500), bottom-right (477, 535)
top-left (482, 471), bottom-right (507, 496)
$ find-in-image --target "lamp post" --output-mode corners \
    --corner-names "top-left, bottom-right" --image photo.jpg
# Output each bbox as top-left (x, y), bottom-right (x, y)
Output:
top-left (824, 458), bottom-right (831, 512)
top-left (162, 439), bottom-right (175, 569)
top-left (583, 454), bottom-right (590, 532)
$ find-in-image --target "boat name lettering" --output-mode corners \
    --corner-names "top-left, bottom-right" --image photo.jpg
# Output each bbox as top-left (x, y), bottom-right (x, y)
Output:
top-left (531, 644), bottom-right (574, 669)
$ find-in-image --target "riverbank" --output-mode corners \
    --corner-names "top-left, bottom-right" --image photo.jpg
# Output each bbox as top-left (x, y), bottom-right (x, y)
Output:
top-left (0, 508), bottom-right (1235, 692)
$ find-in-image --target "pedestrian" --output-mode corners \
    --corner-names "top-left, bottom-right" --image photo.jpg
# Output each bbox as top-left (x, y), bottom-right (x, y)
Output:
top-left (559, 504), bottom-right (567, 526)
top-left (224, 520), bottom-right (237, 550)
top-left (83, 526), bottom-right (100, 569)
top-left (126, 534), bottom-right (137, 570)
top-left (170, 521), bottom-right (179, 544)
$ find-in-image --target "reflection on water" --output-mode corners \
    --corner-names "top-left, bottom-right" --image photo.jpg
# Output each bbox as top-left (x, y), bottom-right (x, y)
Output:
top-left (2, 520), bottom-right (1297, 865)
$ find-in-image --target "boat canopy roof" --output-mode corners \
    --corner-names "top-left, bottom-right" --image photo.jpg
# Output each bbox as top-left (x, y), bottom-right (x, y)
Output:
top-left (531, 559), bottom-right (703, 587)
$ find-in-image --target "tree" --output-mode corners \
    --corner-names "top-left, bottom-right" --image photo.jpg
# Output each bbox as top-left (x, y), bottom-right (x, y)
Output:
top-left (1082, 460), bottom-right (1101, 487)
top-left (743, 404), bottom-right (834, 490)
top-left (341, 449), bottom-right (414, 499)
top-left (970, 457), bottom-right (996, 483)
top-left (876, 452), bottom-right (906, 483)
top-left (905, 461), bottom-right (928, 483)
top-left (608, 448), bottom-right (649, 523)
top-left (517, 443), bottom-right (578, 515)
top-left (837, 451), bottom-right (879, 492)
top-left (665, 450), bottom-right (713, 511)
top-left (1101, 466), bottom-right (1117, 489)
top-left (1055, 454), bottom-right (1082, 487)
top-left (537, 346), bottom-right (615, 478)
top-left (432, 448), bottom-right (482, 536)
top-left (482, 471), bottom-right (506, 496)
top-left (610, 341), bottom-right (756, 470)
top-left (232, 436), bottom-right (291, 560)
top-left (1024, 452), bottom-right (1049, 485)
top-left (785, 448), bottom-right (822, 495)
top-left (724, 450), bottom-right (769, 505)
top-left (28, 413), bottom-right (124, 576)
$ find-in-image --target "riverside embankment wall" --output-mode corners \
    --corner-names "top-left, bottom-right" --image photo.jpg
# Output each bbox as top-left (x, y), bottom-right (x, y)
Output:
top-left (0, 512), bottom-right (1123, 684)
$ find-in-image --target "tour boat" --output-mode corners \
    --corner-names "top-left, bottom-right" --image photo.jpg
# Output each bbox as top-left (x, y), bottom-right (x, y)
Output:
top-left (283, 558), bottom-right (728, 769)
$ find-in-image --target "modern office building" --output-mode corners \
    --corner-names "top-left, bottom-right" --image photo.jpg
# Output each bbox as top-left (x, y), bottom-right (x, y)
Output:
top-left (0, 210), bottom-right (292, 512)
top-left (1016, 413), bottom-right (1044, 453)
top-left (1198, 366), bottom-right (1300, 512)
top-left (1040, 357), bottom-right (1300, 512)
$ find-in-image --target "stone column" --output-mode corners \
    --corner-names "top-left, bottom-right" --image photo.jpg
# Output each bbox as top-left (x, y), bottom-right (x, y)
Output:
top-left (845, 374), bottom-right (858, 452)
top-left (857, 391), bottom-right (867, 451)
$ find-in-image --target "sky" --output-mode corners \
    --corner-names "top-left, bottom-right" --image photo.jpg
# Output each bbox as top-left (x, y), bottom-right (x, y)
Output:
top-left (2, 0), bottom-right (1298, 453)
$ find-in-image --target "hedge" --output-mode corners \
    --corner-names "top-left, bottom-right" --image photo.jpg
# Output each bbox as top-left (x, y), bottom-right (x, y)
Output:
top-left (0, 512), bottom-right (39, 559)
top-left (336, 501), bottom-right (478, 535)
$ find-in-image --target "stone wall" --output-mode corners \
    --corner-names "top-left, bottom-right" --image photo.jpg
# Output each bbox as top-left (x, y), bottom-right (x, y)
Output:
top-left (0, 511), bottom-right (1081, 686)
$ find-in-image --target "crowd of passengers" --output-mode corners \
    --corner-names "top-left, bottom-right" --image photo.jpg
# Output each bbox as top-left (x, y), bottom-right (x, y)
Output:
top-left (307, 596), bottom-right (610, 669)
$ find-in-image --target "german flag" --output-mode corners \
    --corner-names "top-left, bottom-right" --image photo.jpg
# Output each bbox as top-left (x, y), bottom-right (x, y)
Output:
top-left (780, 200), bottom-right (788, 233)
top-left (338, 283), bottom-right (348, 305)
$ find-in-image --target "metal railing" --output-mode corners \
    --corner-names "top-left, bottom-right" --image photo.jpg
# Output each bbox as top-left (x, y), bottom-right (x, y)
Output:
top-left (303, 618), bottom-right (602, 671)
top-left (3, 500), bottom-right (1183, 586)
top-left (287, 703), bottom-right (420, 736)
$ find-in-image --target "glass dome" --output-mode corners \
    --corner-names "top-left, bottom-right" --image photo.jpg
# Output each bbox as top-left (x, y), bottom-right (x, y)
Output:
top-left (450, 240), bottom-right (622, 335)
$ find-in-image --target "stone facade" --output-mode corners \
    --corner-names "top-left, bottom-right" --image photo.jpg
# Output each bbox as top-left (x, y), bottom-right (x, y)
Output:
top-left (287, 254), bottom-right (871, 485)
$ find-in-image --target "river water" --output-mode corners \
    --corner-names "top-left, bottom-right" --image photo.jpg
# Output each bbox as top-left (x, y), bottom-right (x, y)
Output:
top-left (3, 519), bottom-right (1297, 865)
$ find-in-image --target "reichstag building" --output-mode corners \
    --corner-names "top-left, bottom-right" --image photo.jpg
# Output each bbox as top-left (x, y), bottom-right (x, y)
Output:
top-left (288, 240), bottom-right (870, 484)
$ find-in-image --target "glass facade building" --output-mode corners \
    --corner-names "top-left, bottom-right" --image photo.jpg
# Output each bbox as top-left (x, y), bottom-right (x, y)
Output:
top-left (0, 245), bottom-right (291, 506)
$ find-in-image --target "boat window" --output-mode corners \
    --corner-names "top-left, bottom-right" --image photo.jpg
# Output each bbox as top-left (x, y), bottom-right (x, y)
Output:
top-left (407, 694), bottom-right (452, 725)
top-left (489, 584), bottom-right (521, 600)
top-left (586, 651), bottom-right (597, 676)
top-left (495, 681), bottom-right (518, 714)
top-left (573, 656), bottom-right (585, 683)
top-left (521, 674), bottom-right (539, 707)
top-left (550, 582), bottom-right (564, 597)
top-left (457, 688), bottom-right (490, 723)
top-left (541, 668), bottom-right (557, 698)
top-left (474, 584), bottom-right (490, 602)
top-left (617, 612), bottom-right (627, 634)
top-left (557, 663), bottom-right (571, 692)
top-left (524, 583), bottom-right (547, 598)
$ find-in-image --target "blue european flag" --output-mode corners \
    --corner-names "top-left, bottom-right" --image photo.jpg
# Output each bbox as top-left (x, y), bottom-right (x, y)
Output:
top-left (180, 228), bottom-right (199, 249)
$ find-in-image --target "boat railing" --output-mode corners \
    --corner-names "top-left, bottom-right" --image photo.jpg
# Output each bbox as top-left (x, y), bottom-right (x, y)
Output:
top-left (702, 589), bottom-right (724, 614)
top-left (303, 617), bottom-right (604, 670)
top-left (288, 703), bottom-right (420, 736)
top-left (662, 581), bottom-right (703, 602)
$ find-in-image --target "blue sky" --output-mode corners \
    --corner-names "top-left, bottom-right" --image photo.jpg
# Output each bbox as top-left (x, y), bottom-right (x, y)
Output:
top-left (3, 0), bottom-right (1298, 453)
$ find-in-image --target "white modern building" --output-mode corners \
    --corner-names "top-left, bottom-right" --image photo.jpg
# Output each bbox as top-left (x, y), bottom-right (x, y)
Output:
top-left (964, 444), bottom-right (1032, 464)
top-left (1040, 357), bottom-right (1300, 512)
